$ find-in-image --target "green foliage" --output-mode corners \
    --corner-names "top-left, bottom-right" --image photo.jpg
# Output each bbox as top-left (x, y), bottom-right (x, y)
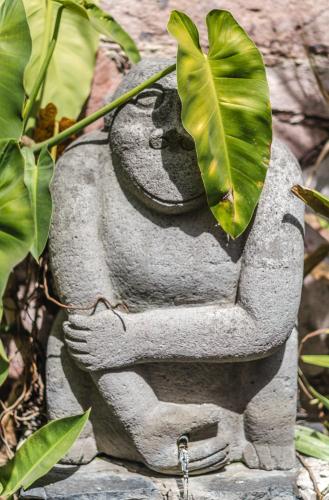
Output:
top-left (0, 338), bottom-right (9, 387)
top-left (53, 0), bottom-right (141, 63)
top-left (0, 0), bottom-right (31, 140)
top-left (22, 148), bottom-right (54, 260)
top-left (0, 142), bottom-right (33, 316)
top-left (302, 355), bottom-right (329, 369)
top-left (292, 185), bottom-right (329, 219)
top-left (295, 425), bottom-right (329, 461)
top-left (168, 9), bottom-right (272, 238)
top-left (23, 0), bottom-right (99, 122)
top-left (299, 368), bottom-right (329, 411)
top-left (0, 409), bottom-right (90, 496)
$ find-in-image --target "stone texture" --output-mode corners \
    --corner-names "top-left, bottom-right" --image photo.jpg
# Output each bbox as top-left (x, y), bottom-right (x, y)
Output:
top-left (84, 0), bottom-right (329, 161)
top-left (20, 458), bottom-right (300, 499)
top-left (297, 457), bottom-right (329, 500)
top-left (48, 59), bottom-right (304, 484)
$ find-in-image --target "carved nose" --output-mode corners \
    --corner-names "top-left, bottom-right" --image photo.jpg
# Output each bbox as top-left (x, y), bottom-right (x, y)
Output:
top-left (149, 128), bottom-right (195, 151)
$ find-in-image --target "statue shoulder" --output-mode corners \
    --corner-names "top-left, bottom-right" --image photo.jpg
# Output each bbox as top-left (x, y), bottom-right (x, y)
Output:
top-left (266, 138), bottom-right (303, 193)
top-left (52, 130), bottom-right (112, 189)
top-left (247, 137), bottom-right (305, 246)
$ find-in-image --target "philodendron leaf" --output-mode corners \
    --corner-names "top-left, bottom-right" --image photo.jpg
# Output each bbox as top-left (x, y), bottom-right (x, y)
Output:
top-left (295, 425), bottom-right (329, 461)
top-left (23, 0), bottom-right (99, 123)
top-left (22, 148), bottom-right (54, 260)
top-left (0, 339), bottom-right (9, 386)
top-left (53, 0), bottom-right (140, 63)
top-left (292, 185), bottom-right (329, 219)
top-left (302, 355), bottom-right (329, 369)
top-left (168, 10), bottom-right (272, 238)
top-left (0, 142), bottom-right (33, 316)
top-left (0, 0), bottom-right (31, 140)
top-left (0, 409), bottom-right (90, 496)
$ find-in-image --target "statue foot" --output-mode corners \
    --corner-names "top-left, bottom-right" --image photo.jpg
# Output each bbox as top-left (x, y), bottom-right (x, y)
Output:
top-left (134, 402), bottom-right (230, 475)
top-left (60, 436), bottom-right (98, 465)
top-left (243, 442), bottom-right (296, 471)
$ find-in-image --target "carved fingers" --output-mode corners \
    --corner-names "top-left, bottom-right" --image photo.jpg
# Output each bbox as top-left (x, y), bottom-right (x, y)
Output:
top-left (64, 317), bottom-right (96, 372)
top-left (63, 310), bottom-right (136, 371)
top-left (243, 442), bottom-right (295, 470)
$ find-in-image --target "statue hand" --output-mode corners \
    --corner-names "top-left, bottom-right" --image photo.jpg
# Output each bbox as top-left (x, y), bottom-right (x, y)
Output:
top-left (63, 310), bottom-right (134, 371)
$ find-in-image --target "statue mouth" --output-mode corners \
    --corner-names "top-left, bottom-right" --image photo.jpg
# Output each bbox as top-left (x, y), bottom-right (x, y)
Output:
top-left (136, 182), bottom-right (206, 208)
top-left (114, 158), bottom-right (206, 212)
top-left (138, 186), bottom-right (205, 207)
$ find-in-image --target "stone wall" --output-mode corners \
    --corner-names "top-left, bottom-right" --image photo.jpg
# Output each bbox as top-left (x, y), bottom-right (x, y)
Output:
top-left (86, 0), bottom-right (329, 164)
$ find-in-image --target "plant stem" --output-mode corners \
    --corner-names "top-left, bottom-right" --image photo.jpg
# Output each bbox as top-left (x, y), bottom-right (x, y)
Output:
top-left (23, 5), bottom-right (65, 130)
top-left (31, 63), bottom-right (176, 153)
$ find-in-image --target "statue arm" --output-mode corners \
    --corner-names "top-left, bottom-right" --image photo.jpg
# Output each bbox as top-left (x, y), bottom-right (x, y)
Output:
top-left (119, 140), bottom-right (305, 363)
top-left (49, 131), bottom-right (116, 308)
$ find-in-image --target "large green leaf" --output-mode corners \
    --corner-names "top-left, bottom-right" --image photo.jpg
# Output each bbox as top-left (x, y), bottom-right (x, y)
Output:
top-left (0, 409), bottom-right (90, 496)
top-left (0, 338), bottom-right (9, 386)
top-left (0, 142), bottom-right (33, 315)
top-left (302, 355), bottom-right (329, 369)
top-left (292, 185), bottom-right (329, 219)
top-left (53, 0), bottom-right (140, 63)
top-left (168, 10), bottom-right (272, 238)
top-left (22, 148), bottom-right (54, 260)
top-left (0, 0), bottom-right (31, 140)
top-left (23, 0), bottom-right (99, 122)
top-left (295, 425), bottom-right (329, 461)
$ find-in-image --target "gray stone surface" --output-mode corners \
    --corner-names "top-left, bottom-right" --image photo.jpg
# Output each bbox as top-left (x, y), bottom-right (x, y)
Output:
top-left (20, 458), bottom-right (300, 499)
top-left (48, 59), bottom-right (304, 478)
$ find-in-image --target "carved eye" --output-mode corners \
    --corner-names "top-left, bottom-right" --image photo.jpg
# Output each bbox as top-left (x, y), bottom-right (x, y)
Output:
top-left (133, 88), bottom-right (164, 110)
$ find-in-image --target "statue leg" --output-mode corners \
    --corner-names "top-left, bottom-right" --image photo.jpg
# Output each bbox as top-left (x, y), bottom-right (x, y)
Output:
top-left (47, 311), bottom-right (98, 464)
top-left (92, 367), bottom-right (230, 474)
top-left (242, 328), bottom-right (298, 470)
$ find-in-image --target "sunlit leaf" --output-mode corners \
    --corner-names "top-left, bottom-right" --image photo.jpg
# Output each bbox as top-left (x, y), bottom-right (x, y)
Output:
top-left (292, 185), bottom-right (329, 219)
top-left (0, 0), bottom-right (31, 140)
top-left (22, 148), bottom-right (54, 260)
top-left (0, 409), bottom-right (90, 496)
top-left (53, 0), bottom-right (140, 63)
top-left (168, 9), bottom-right (272, 238)
top-left (295, 425), bottom-right (329, 461)
top-left (302, 355), bottom-right (329, 369)
top-left (0, 338), bottom-right (9, 386)
top-left (0, 141), bottom-right (33, 316)
top-left (23, 0), bottom-right (99, 124)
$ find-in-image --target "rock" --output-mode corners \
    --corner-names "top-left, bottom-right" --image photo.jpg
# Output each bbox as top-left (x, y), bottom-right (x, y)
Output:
top-left (297, 457), bottom-right (329, 500)
top-left (20, 458), bottom-right (300, 499)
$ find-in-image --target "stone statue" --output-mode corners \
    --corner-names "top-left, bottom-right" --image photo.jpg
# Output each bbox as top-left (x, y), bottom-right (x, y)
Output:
top-left (47, 59), bottom-right (304, 476)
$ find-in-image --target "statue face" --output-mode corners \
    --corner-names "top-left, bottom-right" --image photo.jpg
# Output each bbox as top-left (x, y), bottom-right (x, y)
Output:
top-left (109, 63), bottom-right (206, 214)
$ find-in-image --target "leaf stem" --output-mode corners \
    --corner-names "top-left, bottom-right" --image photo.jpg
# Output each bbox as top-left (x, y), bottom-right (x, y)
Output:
top-left (31, 63), bottom-right (176, 153)
top-left (23, 5), bottom-right (65, 130)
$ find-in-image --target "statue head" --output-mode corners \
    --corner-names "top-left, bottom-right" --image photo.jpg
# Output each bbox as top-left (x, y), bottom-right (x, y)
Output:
top-left (107, 59), bottom-right (206, 214)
